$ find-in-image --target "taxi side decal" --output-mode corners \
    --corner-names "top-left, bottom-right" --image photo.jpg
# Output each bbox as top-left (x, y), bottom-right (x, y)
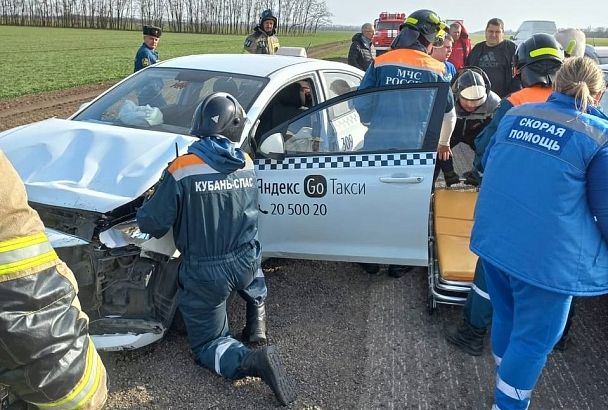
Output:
top-left (255, 153), bottom-right (435, 170)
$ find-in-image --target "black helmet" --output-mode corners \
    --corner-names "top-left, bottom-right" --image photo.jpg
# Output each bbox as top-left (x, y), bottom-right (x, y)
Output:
top-left (513, 33), bottom-right (564, 87)
top-left (453, 67), bottom-right (491, 106)
top-left (259, 9), bottom-right (277, 27)
top-left (402, 9), bottom-right (448, 46)
top-left (190, 92), bottom-right (245, 142)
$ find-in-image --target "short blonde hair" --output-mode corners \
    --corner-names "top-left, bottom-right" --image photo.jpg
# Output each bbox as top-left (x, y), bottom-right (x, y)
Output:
top-left (553, 57), bottom-right (606, 112)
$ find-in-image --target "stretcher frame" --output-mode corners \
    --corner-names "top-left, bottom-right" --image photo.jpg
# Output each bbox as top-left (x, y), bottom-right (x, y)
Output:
top-left (427, 188), bottom-right (479, 314)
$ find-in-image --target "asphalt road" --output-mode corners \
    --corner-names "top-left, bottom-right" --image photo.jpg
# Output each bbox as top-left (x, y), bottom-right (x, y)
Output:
top-left (100, 258), bottom-right (608, 410)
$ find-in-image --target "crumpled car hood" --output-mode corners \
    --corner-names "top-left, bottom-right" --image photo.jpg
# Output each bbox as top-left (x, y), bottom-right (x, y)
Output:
top-left (0, 118), bottom-right (196, 213)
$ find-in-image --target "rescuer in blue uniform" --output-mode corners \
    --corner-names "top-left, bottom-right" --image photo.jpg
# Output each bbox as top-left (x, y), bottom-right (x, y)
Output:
top-left (134, 25), bottom-right (161, 72)
top-left (471, 57), bottom-right (608, 410)
top-left (136, 93), bottom-right (296, 406)
top-left (358, 9), bottom-right (457, 278)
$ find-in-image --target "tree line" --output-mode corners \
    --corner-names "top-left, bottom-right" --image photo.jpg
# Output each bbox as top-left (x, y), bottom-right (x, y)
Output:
top-left (0, 0), bottom-right (332, 34)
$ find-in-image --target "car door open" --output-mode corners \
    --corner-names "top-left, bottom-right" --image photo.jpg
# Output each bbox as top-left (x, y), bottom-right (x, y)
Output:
top-left (254, 82), bottom-right (449, 266)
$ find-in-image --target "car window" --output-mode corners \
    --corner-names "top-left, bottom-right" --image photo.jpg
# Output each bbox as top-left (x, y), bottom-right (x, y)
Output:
top-left (73, 68), bottom-right (267, 135)
top-left (263, 85), bottom-right (443, 155)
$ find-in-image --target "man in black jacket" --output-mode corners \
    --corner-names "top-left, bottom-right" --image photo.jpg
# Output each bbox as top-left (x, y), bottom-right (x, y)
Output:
top-left (467, 18), bottom-right (519, 98)
top-left (348, 23), bottom-right (376, 71)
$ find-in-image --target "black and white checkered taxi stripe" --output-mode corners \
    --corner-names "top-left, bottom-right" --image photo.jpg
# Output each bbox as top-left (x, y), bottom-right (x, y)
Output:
top-left (254, 153), bottom-right (436, 171)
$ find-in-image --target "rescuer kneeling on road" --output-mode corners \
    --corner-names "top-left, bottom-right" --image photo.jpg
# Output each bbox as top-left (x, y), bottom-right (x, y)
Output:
top-left (136, 92), bottom-right (296, 406)
top-left (0, 150), bottom-right (108, 409)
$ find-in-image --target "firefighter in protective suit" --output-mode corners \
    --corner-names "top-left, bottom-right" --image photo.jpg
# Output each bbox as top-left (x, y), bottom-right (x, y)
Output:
top-left (244, 9), bottom-right (280, 54)
top-left (136, 93), bottom-right (296, 406)
top-left (446, 34), bottom-right (573, 355)
top-left (0, 150), bottom-right (107, 409)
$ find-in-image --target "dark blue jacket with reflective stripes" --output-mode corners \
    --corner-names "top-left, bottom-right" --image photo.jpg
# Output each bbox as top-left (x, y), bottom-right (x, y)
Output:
top-left (471, 92), bottom-right (608, 295)
top-left (137, 137), bottom-right (258, 259)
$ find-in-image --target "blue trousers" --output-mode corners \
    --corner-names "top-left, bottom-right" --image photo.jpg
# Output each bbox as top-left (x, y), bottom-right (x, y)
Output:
top-left (482, 259), bottom-right (572, 410)
top-left (178, 241), bottom-right (262, 379)
top-left (464, 259), bottom-right (493, 330)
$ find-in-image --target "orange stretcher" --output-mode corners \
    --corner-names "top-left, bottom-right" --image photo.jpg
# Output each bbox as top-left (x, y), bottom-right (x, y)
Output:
top-left (427, 189), bottom-right (479, 314)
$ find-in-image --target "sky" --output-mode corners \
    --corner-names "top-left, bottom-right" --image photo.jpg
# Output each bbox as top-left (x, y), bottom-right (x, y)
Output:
top-left (324, 0), bottom-right (607, 32)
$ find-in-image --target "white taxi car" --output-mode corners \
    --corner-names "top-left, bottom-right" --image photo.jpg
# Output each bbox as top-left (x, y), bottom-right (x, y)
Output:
top-left (0, 54), bottom-right (448, 350)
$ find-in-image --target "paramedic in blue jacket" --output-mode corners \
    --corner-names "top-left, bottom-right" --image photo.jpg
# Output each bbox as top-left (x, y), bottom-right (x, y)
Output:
top-left (134, 25), bottom-right (161, 72)
top-left (136, 93), bottom-right (296, 406)
top-left (445, 34), bottom-right (567, 356)
top-left (470, 57), bottom-right (608, 410)
top-left (357, 9), bottom-right (456, 278)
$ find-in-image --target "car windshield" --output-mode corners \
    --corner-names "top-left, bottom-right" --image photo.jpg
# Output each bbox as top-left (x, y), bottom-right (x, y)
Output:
top-left (73, 67), bottom-right (267, 135)
top-left (376, 22), bottom-right (402, 31)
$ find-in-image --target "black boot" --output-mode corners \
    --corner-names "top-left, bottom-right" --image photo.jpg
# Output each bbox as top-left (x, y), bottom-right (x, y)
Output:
top-left (445, 320), bottom-right (486, 356)
top-left (242, 303), bottom-right (267, 345)
top-left (444, 171), bottom-right (460, 187)
top-left (463, 170), bottom-right (481, 187)
top-left (240, 346), bottom-right (297, 406)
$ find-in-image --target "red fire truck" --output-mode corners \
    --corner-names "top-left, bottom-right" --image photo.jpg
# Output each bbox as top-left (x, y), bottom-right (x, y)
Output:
top-left (373, 12), bottom-right (407, 56)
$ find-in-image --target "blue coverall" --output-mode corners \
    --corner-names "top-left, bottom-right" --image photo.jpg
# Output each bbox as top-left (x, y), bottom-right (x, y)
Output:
top-left (137, 137), bottom-right (265, 378)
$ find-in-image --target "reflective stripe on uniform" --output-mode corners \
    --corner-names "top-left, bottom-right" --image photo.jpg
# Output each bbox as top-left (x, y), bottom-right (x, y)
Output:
top-left (493, 352), bottom-right (502, 367)
top-left (0, 233), bottom-right (58, 276)
top-left (33, 338), bottom-right (104, 410)
top-left (214, 340), bottom-right (238, 375)
top-left (496, 374), bottom-right (532, 401)
top-left (472, 283), bottom-right (490, 301)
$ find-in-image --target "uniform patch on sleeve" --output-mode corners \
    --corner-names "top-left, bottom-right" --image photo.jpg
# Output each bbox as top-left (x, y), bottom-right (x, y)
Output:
top-left (244, 39), bottom-right (252, 47)
top-left (142, 57), bottom-right (149, 67)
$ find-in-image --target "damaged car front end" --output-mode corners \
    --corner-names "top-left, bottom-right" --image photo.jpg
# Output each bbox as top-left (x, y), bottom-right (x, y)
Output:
top-left (0, 119), bottom-right (194, 350)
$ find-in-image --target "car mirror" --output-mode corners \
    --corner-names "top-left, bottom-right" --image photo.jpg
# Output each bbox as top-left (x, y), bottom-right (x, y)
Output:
top-left (258, 132), bottom-right (285, 159)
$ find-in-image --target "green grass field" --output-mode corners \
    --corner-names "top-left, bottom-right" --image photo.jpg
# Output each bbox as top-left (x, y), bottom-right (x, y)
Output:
top-left (1, 25), bottom-right (606, 100)
top-left (0, 26), bottom-right (352, 99)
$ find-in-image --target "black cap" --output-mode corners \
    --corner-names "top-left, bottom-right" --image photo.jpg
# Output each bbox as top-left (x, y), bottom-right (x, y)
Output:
top-left (143, 25), bottom-right (162, 38)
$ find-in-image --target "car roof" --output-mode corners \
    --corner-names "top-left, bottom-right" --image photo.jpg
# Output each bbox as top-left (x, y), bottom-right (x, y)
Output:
top-left (155, 54), bottom-right (359, 78)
